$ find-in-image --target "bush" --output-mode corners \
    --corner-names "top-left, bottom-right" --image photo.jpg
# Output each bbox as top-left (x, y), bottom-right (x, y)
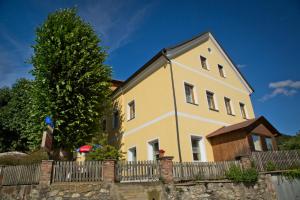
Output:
top-left (86, 144), bottom-right (123, 161)
top-left (283, 168), bottom-right (300, 180)
top-left (0, 149), bottom-right (48, 165)
top-left (225, 165), bottom-right (258, 183)
top-left (266, 161), bottom-right (277, 171)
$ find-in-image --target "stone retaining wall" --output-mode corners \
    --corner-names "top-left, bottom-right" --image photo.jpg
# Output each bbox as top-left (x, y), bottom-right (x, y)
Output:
top-left (0, 182), bottom-right (112, 200)
top-left (0, 175), bottom-right (277, 200)
top-left (165, 174), bottom-right (277, 200)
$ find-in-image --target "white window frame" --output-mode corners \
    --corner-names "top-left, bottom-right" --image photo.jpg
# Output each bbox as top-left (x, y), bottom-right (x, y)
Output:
top-left (205, 90), bottom-right (219, 111)
top-left (239, 102), bottom-right (248, 119)
top-left (147, 138), bottom-right (160, 161)
top-left (183, 81), bottom-right (198, 105)
top-left (200, 55), bottom-right (210, 70)
top-left (127, 100), bottom-right (136, 121)
top-left (128, 146), bottom-right (137, 161)
top-left (190, 134), bottom-right (207, 162)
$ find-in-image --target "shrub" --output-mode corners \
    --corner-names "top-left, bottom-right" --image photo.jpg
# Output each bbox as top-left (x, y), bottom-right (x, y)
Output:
top-left (266, 161), bottom-right (277, 171)
top-left (283, 168), bottom-right (300, 180)
top-left (0, 149), bottom-right (48, 165)
top-left (86, 144), bottom-right (123, 161)
top-left (225, 165), bottom-right (258, 183)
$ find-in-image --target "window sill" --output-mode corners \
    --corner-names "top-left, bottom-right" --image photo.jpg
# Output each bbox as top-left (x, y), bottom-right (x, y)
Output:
top-left (187, 102), bottom-right (199, 106)
top-left (127, 117), bottom-right (135, 122)
top-left (209, 108), bottom-right (219, 112)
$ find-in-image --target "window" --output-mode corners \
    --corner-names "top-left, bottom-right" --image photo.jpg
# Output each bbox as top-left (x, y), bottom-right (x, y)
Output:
top-left (128, 147), bottom-right (137, 161)
top-left (102, 119), bottom-right (106, 131)
top-left (112, 111), bottom-right (119, 129)
top-left (206, 91), bottom-right (217, 111)
top-left (240, 103), bottom-right (247, 119)
top-left (148, 140), bottom-right (159, 161)
top-left (266, 138), bottom-right (273, 151)
top-left (128, 101), bottom-right (135, 120)
top-left (218, 65), bottom-right (225, 78)
top-left (200, 56), bottom-right (208, 70)
top-left (191, 137), bottom-right (201, 161)
top-left (184, 83), bottom-right (196, 104)
top-left (252, 135), bottom-right (262, 151)
top-left (224, 97), bottom-right (233, 115)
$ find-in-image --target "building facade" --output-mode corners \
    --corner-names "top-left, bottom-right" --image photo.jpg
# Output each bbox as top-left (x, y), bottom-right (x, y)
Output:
top-left (106, 32), bottom-right (278, 162)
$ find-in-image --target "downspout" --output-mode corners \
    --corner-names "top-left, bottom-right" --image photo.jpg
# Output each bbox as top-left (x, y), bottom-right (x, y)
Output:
top-left (162, 50), bottom-right (183, 163)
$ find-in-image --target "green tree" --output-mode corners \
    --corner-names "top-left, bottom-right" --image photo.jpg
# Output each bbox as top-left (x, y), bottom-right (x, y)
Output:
top-left (277, 133), bottom-right (300, 150)
top-left (30, 8), bottom-right (112, 152)
top-left (0, 79), bottom-right (35, 152)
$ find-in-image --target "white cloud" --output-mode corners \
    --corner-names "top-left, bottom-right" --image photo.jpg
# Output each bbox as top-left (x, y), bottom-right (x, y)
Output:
top-left (79, 0), bottom-right (153, 52)
top-left (269, 80), bottom-right (300, 89)
top-left (260, 80), bottom-right (300, 101)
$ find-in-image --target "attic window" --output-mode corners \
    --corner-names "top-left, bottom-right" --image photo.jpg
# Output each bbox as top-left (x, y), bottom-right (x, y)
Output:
top-left (208, 48), bottom-right (212, 53)
top-left (200, 56), bottom-right (208, 70)
top-left (218, 65), bottom-right (225, 78)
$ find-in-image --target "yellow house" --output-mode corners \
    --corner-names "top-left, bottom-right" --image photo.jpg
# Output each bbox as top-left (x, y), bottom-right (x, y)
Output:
top-left (106, 32), bottom-right (279, 162)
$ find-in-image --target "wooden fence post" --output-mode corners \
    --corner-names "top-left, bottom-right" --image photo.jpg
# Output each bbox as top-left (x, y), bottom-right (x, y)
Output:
top-left (159, 156), bottom-right (174, 183)
top-left (0, 166), bottom-right (4, 185)
top-left (103, 159), bottom-right (116, 182)
top-left (39, 160), bottom-right (54, 186)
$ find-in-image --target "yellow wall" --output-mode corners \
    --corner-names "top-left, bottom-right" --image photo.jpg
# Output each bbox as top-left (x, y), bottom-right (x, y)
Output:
top-left (109, 36), bottom-right (255, 162)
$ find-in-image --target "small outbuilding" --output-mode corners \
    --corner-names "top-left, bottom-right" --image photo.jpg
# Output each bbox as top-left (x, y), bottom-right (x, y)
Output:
top-left (206, 116), bottom-right (280, 161)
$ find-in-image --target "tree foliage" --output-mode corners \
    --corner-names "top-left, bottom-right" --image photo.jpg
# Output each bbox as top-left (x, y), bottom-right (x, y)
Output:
top-left (0, 79), bottom-right (36, 152)
top-left (30, 8), bottom-right (112, 150)
top-left (277, 133), bottom-right (300, 150)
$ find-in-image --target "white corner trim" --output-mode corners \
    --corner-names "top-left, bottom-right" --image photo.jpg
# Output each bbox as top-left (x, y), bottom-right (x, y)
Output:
top-left (172, 60), bottom-right (249, 95)
top-left (123, 111), bottom-right (230, 137)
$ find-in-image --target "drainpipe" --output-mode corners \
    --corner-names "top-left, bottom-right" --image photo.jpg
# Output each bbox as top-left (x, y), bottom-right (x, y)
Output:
top-left (162, 50), bottom-right (183, 163)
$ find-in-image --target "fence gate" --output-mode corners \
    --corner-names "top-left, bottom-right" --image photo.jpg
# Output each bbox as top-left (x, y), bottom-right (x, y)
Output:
top-left (52, 161), bottom-right (103, 182)
top-left (116, 160), bottom-right (160, 182)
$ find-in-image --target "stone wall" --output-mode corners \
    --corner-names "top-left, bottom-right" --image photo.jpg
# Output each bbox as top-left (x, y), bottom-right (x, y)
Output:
top-left (165, 174), bottom-right (277, 200)
top-left (0, 175), bottom-right (278, 200)
top-left (0, 182), bottom-right (112, 200)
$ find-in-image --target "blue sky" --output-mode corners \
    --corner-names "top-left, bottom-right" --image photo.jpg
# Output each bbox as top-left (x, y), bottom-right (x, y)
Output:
top-left (0, 0), bottom-right (299, 135)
